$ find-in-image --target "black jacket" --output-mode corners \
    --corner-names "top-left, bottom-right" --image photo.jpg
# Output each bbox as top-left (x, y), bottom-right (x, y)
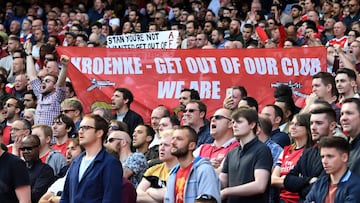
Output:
top-left (284, 146), bottom-right (326, 202)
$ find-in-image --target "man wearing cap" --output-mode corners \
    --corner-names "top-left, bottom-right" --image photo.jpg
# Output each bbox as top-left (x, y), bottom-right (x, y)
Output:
top-left (98, 5), bottom-right (120, 32)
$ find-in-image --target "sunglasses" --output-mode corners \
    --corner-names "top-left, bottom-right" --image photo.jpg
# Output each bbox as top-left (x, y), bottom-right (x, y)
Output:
top-left (109, 125), bottom-right (120, 130)
top-left (61, 109), bottom-right (75, 114)
top-left (107, 137), bottom-right (123, 143)
top-left (183, 109), bottom-right (200, 113)
top-left (209, 115), bottom-right (231, 121)
top-left (19, 145), bottom-right (39, 151)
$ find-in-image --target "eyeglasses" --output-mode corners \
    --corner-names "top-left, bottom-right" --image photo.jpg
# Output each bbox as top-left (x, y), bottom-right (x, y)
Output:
top-left (41, 79), bottom-right (55, 83)
top-left (10, 127), bottom-right (25, 132)
top-left (5, 103), bottom-right (16, 108)
top-left (183, 109), bottom-right (200, 113)
top-left (107, 137), bottom-right (123, 143)
top-left (109, 125), bottom-right (120, 130)
top-left (349, 4), bottom-right (357, 7)
top-left (210, 115), bottom-right (231, 121)
top-left (61, 109), bottom-right (76, 114)
top-left (155, 17), bottom-right (161, 20)
top-left (19, 145), bottom-right (39, 151)
top-left (195, 194), bottom-right (216, 201)
top-left (78, 125), bottom-right (96, 131)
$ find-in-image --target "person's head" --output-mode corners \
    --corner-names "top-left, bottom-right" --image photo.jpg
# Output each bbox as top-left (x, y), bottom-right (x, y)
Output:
top-left (151, 105), bottom-right (170, 133)
top-left (14, 74), bottom-right (27, 92)
top-left (333, 21), bottom-right (346, 38)
top-left (65, 81), bottom-right (76, 98)
top-left (232, 107), bottom-right (258, 138)
top-left (132, 124), bottom-right (155, 149)
top-left (312, 71), bottom-right (338, 98)
top-left (122, 21), bottom-right (134, 34)
top-left (60, 98), bottom-right (83, 121)
top-left (159, 116), bottom-right (180, 132)
top-left (171, 126), bottom-right (198, 157)
top-left (12, 57), bottom-right (25, 74)
top-left (261, 104), bottom-right (283, 129)
top-left (238, 96), bottom-right (259, 112)
top-left (105, 130), bottom-right (130, 153)
top-left (92, 107), bottom-right (112, 123)
top-left (257, 116), bottom-right (272, 137)
top-left (10, 119), bottom-right (32, 143)
top-left (242, 24), bottom-right (254, 41)
top-left (289, 113), bottom-right (313, 147)
top-left (319, 136), bottom-right (350, 175)
top-left (78, 114), bottom-right (109, 147)
top-left (23, 108), bottom-right (35, 126)
top-left (21, 134), bottom-right (40, 162)
top-left (158, 129), bottom-right (176, 162)
top-left (230, 86), bottom-right (248, 110)
top-left (112, 87), bottom-right (134, 110)
top-left (4, 97), bottom-right (22, 120)
top-left (7, 36), bottom-right (21, 53)
top-left (196, 33), bottom-right (209, 48)
top-left (209, 108), bottom-right (232, 139)
top-left (183, 100), bottom-right (207, 127)
top-left (310, 107), bottom-right (337, 142)
top-left (52, 114), bottom-right (75, 139)
top-left (66, 137), bottom-right (84, 164)
top-left (179, 88), bottom-right (200, 110)
top-left (348, 0), bottom-right (360, 15)
top-left (291, 4), bottom-right (303, 18)
top-left (186, 21), bottom-right (198, 36)
top-left (40, 74), bottom-right (58, 95)
top-left (283, 38), bottom-right (297, 48)
top-left (341, 98), bottom-right (360, 138)
top-left (108, 119), bottom-right (129, 135)
top-left (22, 90), bottom-right (37, 109)
top-left (32, 124), bottom-right (53, 150)
top-left (91, 21), bottom-right (102, 34)
top-left (335, 68), bottom-right (357, 96)
top-left (211, 27), bottom-right (225, 45)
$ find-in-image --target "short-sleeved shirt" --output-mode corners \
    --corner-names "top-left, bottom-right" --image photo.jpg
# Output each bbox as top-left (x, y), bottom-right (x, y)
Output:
top-left (0, 151), bottom-right (30, 203)
top-left (222, 137), bottom-right (273, 203)
top-left (143, 162), bottom-right (170, 188)
top-left (124, 152), bottom-right (148, 187)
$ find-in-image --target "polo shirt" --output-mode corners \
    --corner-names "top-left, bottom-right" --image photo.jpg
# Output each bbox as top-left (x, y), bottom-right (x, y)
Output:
top-left (222, 137), bottom-right (273, 203)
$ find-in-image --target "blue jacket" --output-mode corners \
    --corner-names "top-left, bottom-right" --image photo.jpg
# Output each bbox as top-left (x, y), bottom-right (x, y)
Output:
top-left (164, 156), bottom-right (221, 203)
top-left (60, 148), bottom-right (123, 203)
top-left (305, 170), bottom-right (360, 203)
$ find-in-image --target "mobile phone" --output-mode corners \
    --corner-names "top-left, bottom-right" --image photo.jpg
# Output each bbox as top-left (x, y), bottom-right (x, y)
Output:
top-left (226, 88), bottom-right (233, 98)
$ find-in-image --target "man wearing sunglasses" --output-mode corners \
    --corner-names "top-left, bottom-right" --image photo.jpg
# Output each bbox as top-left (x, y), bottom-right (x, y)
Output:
top-left (21, 134), bottom-right (55, 203)
top-left (0, 128), bottom-right (31, 203)
top-left (194, 108), bottom-right (238, 173)
top-left (183, 100), bottom-right (213, 148)
top-left (25, 40), bottom-right (69, 127)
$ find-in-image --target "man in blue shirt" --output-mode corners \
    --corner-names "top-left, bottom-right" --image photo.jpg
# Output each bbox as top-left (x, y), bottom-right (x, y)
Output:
top-left (60, 114), bottom-right (123, 203)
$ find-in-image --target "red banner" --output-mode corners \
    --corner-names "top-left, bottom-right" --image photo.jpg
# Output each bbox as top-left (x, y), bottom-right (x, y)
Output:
top-left (56, 47), bottom-right (327, 123)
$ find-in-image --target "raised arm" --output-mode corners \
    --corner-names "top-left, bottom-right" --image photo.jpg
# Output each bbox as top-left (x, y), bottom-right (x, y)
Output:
top-left (24, 41), bottom-right (37, 81)
top-left (57, 55), bottom-right (69, 87)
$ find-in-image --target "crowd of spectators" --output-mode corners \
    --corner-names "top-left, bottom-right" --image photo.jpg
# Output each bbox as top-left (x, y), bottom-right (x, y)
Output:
top-left (2, 0), bottom-right (360, 203)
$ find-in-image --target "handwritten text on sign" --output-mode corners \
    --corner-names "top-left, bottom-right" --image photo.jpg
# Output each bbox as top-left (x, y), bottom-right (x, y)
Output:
top-left (106, 31), bottom-right (179, 49)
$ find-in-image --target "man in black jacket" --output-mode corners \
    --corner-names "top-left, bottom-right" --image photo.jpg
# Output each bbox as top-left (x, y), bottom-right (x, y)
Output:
top-left (111, 87), bottom-right (143, 137)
